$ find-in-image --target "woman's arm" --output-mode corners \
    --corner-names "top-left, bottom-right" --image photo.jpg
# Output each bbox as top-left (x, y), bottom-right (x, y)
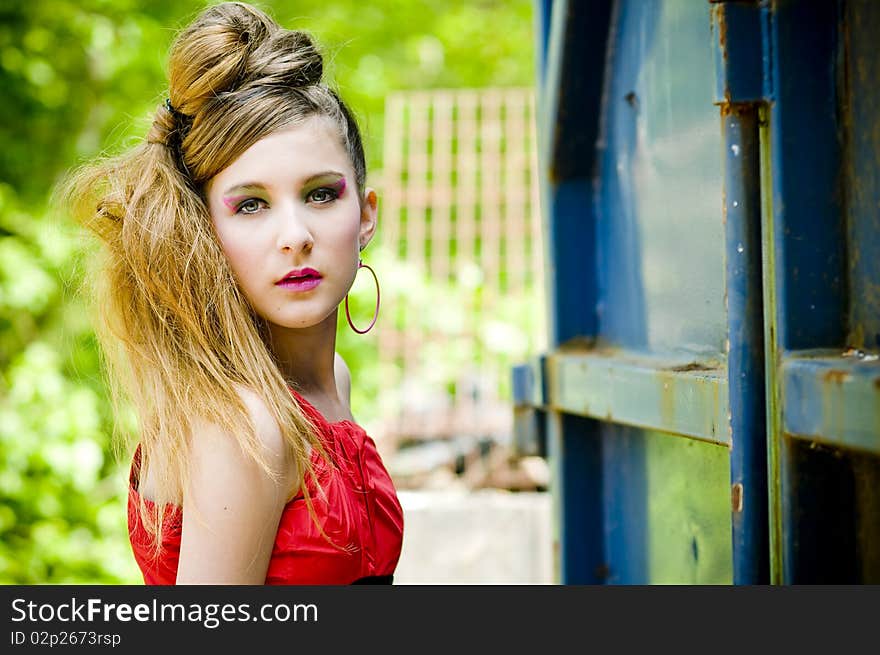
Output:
top-left (176, 388), bottom-right (295, 585)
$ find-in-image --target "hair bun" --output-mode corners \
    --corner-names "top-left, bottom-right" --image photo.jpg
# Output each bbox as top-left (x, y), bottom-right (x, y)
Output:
top-left (166, 3), bottom-right (276, 115)
top-left (242, 30), bottom-right (323, 89)
top-left (166, 3), bottom-right (324, 116)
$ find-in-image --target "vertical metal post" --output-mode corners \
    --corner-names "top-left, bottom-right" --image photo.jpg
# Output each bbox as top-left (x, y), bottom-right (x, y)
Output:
top-left (711, 0), bottom-right (771, 584)
top-left (722, 108), bottom-right (769, 584)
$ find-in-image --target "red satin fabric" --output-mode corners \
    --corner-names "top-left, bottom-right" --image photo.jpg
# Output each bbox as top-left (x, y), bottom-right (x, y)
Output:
top-left (127, 391), bottom-right (404, 584)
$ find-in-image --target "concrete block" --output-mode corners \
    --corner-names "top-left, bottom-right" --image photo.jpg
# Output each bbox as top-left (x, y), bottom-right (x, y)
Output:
top-left (393, 489), bottom-right (555, 584)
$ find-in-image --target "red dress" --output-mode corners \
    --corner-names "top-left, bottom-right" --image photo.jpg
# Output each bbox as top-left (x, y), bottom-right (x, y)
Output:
top-left (127, 391), bottom-right (404, 584)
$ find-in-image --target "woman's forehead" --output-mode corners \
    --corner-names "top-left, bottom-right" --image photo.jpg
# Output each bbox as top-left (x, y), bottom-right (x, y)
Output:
top-left (208, 116), bottom-right (351, 190)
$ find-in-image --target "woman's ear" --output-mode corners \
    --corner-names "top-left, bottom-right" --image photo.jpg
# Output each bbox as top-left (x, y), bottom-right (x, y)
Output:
top-left (359, 187), bottom-right (378, 249)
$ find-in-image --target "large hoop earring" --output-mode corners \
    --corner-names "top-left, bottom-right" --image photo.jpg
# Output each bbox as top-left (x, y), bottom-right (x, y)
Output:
top-left (345, 259), bottom-right (380, 334)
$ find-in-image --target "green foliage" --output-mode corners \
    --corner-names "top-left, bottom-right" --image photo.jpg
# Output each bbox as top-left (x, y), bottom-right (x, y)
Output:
top-left (0, 0), bottom-right (535, 583)
top-left (337, 245), bottom-right (544, 428)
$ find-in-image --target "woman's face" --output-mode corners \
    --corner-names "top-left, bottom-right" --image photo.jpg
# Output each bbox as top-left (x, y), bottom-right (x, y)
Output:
top-left (206, 116), bottom-right (377, 332)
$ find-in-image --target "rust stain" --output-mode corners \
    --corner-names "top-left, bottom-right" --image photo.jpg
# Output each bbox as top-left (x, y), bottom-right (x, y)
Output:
top-left (823, 369), bottom-right (851, 384)
top-left (712, 4), bottom-right (727, 55)
top-left (669, 362), bottom-right (714, 373)
top-left (785, 432), bottom-right (848, 458)
top-left (721, 102), bottom-right (759, 118)
top-left (731, 482), bottom-right (744, 513)
top-left (722, 186), bottom-right (727, 226)
top-left (557, 336), bottom-right (597, 353)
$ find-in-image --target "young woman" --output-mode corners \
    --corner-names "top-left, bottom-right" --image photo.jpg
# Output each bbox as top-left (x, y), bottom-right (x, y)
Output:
top-left (64, 1), bottom-right (403, 584)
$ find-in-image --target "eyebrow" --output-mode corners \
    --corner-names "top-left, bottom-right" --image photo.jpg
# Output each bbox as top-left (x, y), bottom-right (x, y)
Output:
top-left (221, 171), bottom-right (346, 197)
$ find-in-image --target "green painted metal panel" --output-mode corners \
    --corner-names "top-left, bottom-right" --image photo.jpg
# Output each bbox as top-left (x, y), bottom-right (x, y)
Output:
top-left (643, 431), bottom-right (733, 584)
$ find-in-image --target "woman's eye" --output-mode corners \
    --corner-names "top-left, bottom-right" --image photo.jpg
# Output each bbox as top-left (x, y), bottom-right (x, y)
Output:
top-left (237, 198), bottom-right (266, 214)
top-left (308, 187), bottom-right (338, 204)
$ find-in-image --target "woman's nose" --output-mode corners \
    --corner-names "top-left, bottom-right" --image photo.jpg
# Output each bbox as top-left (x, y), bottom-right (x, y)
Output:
top-left (276, 206), bottom-right (314, 254)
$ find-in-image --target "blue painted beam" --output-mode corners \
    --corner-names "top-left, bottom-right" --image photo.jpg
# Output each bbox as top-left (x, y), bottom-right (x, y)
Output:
top-left (766, 0), bottom-right (859, 584)
top-left (512, 358), bottom-right (548, 458)
top-left (535, 0), bottom-right (553, 86)
top-left (711, 1), bottom-right (766, 104)
top-left (538, 0), bottom-right (613, 345)
top-left (536, 0), bottom-right (614, 584)
top-left (782, 351), bottom-right (880, 455)
top-left (842, 0), bottom-right (880, 352)
top-left (548, 411), bottom-right (605, 584)
top-left (768, 0), bottom-right (847, 352)
top-left (547, 350), bottom-right (729, 445)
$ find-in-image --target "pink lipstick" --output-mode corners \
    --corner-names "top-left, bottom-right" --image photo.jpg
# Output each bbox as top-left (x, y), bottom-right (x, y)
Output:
top-left (276, 267), bottom-right (322, 292)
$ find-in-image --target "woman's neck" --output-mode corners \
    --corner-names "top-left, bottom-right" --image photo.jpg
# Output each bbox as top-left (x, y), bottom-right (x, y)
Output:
top-left (266, 309), bottom-right (339, 399)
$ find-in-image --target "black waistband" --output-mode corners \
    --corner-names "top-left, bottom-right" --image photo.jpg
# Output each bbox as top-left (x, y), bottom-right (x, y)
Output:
top-left (351, 574), bottom-right (393, 584)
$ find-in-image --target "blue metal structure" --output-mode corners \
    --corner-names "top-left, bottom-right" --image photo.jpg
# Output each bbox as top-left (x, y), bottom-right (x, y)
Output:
top-left (514, 0), bottom-right (880, 583)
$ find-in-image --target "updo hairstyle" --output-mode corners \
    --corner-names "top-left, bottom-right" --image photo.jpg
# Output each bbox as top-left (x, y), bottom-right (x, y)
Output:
top-left (62, 1), bottom-right (369, 553)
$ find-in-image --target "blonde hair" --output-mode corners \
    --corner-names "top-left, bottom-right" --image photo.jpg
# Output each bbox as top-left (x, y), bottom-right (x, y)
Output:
top-left (61, 1), bottom-right (368, 557)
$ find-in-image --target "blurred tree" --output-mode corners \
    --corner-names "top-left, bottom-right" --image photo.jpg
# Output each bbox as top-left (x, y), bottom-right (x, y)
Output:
top-left (1, 0), bottom-right (207, 584)
top-left (0, 0), bottom-right (535, 583)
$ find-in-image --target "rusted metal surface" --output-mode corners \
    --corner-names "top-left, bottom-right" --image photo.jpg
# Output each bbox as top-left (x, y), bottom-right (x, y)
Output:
top-left (713, 4), bottom-right (726, 55)
top-left (782, 351), bottom-right (880, 456)
top-left (722, 100), bottom-right (769, 583)
top-left (527, 0), bottom-right (879, 585)
top-left (711, 1), bottom-right (765, 108)
top-left (546, 349), bottom-right (729, 445)
top-left (841, 0), bottom-right (880, 352)
top-left (731, 483), bottom-right (744, 513)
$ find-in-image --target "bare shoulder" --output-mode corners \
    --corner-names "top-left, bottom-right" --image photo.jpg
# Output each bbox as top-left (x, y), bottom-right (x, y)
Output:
top-left (334, 352), bottom-right (352, 407)
top-left (177, 386), bottom-right (293, 584)
top-left (188, 385), bottom-right (300, 498)
top-left (233, 385), bottom-right (287, 459)
top-left (187, 386), bottom-right (278, 457)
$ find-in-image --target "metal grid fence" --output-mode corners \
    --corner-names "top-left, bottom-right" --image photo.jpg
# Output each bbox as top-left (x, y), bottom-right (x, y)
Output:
top-left (376, 87), bottom-right (546, 449)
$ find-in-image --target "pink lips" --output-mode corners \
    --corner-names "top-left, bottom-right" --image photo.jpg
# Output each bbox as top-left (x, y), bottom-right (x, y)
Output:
top-left (276, 267), bottom-right (322, 292)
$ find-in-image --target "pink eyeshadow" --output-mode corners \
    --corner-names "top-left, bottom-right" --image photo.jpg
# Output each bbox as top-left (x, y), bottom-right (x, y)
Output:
top-left (222, 195), bottom-right (249, 211)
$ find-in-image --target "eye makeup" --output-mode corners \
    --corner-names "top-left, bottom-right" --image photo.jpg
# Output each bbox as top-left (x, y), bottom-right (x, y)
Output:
top-left (219, 172), bottom-right (348, 212)
top-left (221, 185), bottom-right (267, 213)
top-left (328, 177), bottom-right (346, 198)
top-left (222, 195), bottom-right (254, 212)
top-left (305, 175), bottom-right (346, 200)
